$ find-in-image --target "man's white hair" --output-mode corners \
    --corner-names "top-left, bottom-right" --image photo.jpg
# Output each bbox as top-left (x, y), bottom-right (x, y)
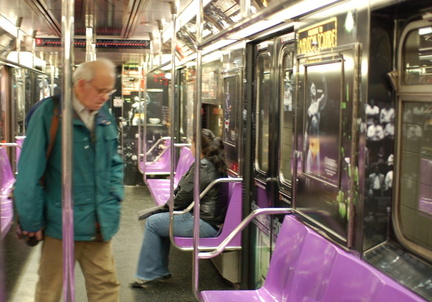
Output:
top-left (73, 58), bottom-right (116, 84)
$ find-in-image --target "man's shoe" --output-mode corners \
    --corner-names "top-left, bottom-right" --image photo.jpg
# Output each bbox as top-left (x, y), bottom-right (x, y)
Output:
top-left (131, 274), bottom-right (172, 288)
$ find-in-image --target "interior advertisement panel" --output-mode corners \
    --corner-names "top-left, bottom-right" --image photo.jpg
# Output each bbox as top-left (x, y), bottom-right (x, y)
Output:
top-left (303, 62), bottom-right (341, 184)
top-left (295, 48), bottom-right (358, 243)
top-left (294, 14), bottom-right (360, 244)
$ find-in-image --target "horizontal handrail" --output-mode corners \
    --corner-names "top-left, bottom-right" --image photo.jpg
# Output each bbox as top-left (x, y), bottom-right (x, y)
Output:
top-left (198, 207), bottom-right (294, 259)
top-left (144, 145), bottom-right (171, 165)
top-left (173, 177), bottom-right (243, 216)
top-left (145, 136), bottom-right (171, 155)
top-left (174, 143), bottom-right (191, 148)
top-left (0, 143), bottom-right (21, 149)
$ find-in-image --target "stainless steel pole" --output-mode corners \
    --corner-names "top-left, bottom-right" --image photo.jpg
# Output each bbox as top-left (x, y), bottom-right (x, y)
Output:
top-left (61, 0), bottom-right (75, 300)
top-left (193, 0), bottom-right (203, 299)
top-left (168, 0), bottom-right (178, 243)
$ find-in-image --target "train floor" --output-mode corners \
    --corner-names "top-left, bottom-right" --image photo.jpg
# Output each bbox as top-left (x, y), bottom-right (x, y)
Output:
top-left (3, 185), bottom-right (236, 302)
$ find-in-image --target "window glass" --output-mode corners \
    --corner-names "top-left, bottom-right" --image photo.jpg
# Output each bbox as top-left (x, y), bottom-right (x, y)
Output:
top-left (279, 50), bottom-right (294, 184)
top-left (255, 53), bottom-right (271, 172)
top-left (402, 27), bottom-right (432, 85)
top-left (223, 75), bottom-right (240, 146)
top-left (399, 101), bottom-right (432, 251)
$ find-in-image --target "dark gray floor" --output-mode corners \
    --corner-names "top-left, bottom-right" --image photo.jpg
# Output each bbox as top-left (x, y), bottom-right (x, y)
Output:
top-left (5, 185), bottom-right (235, 302)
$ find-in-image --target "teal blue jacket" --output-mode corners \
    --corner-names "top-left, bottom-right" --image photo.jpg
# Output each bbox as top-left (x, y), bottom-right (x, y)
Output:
top-left (14, 96), bottom-right (124, 241)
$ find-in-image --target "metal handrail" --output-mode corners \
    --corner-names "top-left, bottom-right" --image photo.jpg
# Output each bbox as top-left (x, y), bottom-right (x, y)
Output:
top-left (193, 207), bottom-right (295, 301)
top-left (140, 136), bottom-right (171, 165)
top-left (0, 143), bottom-right (21, 149)
top-left (199, 208), bottom-right (294, 259)
top-left (144, 136), bottom-right (171, 156)
top-left (144, 147), bottom-right (170, 165)
top-left (169, 177), bottom-right (243, 250)
top-left (173, 143), bottom-right (192, 148)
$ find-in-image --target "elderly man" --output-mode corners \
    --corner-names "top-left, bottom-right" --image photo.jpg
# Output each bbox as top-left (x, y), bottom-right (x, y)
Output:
top-left (14, 58), bottom-right (124, 302)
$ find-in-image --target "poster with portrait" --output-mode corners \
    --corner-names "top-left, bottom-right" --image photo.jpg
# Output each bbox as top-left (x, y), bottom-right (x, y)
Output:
top-left (303, 62), bottom-right (342, 184)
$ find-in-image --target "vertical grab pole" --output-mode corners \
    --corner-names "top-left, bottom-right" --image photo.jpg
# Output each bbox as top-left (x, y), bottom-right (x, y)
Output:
top-left (193, 0), bottom-right (203, 299)
top-left (138, 60), bottom-right (147, 176)
top-left (62, 0), bottom-right (75, 301)
top-left (168, 0), bottom-right (177, 250)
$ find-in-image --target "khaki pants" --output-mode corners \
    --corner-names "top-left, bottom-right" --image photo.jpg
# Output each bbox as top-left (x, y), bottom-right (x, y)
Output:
top-left (35, 236), bottom-right (120, 302)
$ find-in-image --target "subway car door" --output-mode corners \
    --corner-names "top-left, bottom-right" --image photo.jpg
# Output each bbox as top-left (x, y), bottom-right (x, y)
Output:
top-left (392, 16), bottom-right (432, 272)
top-left (249, 39), bottom-right (279, 287)
top-left (294, 19), bottom-right (361, 246)
top-left (222, 46), bottom-right (244, 175)
top-left (276, 33), bottom-right (296, 206)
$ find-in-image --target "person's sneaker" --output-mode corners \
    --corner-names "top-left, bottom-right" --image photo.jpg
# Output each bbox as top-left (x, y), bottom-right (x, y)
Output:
top-left (131, 274), bottom-right (172, 288)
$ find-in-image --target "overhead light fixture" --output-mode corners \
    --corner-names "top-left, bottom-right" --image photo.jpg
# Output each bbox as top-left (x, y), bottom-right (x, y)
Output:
top-left (203, 39), bottom-right (237, 55)
top-left (268, 0), bottom-right (339, 21)
top-left (228, 19), bottom-right (281, 40)
top-left (0, 15), bottom-right (18, 37)
top-left (7, 51), bottom-right (46, 68)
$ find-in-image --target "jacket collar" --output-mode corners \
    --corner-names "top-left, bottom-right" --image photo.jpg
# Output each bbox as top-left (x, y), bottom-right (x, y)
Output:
top-left (71, 104), bottom-right (112, 127)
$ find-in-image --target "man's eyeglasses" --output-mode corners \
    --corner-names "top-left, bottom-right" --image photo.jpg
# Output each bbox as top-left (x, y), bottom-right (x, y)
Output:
top-left (87, 82), bottom-right (116, 97)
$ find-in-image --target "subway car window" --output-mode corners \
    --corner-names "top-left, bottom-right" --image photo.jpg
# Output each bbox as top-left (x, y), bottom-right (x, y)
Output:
top-left (255, 53), bottom-right (271, 173)
top-left (396, 22), bottom-right (432, 262)
top-left (399, 101), bottom-right (432, 251)
top-left (279, 49), bottom-right (294, 185)
top-left (13, 68), bottom-right (25, 136)
top-left (402, 27), bottom-right (432, 85)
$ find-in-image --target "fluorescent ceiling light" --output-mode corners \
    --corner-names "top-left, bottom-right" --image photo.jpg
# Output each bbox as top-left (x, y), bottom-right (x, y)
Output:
top-left (7, 51), bottom-right (46, 68)
top-left (228, 20), bottom-right (281, 40)
top-left (0, 15), bottom-right (17, 37)
top-left (203, 39), bottom-right (237, 55)
top-left (269, 0), bottom-right (339, 21)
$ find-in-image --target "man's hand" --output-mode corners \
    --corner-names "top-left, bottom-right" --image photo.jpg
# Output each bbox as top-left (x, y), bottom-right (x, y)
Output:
top-left (17, 227), bottom-right (44, 246)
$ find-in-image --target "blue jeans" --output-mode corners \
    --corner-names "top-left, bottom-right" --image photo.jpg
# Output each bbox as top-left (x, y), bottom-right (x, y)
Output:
top-left (136, 212), bottom-right (218, 281)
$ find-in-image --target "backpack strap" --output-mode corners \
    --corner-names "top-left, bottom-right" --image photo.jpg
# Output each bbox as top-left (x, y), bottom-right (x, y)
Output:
top-left (39, 96), bottom-right (60, 186)
top-left (46, 95), bottom-right (60, 159)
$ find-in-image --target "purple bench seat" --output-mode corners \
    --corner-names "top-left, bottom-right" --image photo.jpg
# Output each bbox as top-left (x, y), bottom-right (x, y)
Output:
top-left (201, 215), bottom-right (425, 302)
top-left (140, 137), bottom-right (172, 175)
top-left (0, 147), bottom-right (15, 239)
top-left (145, 146), bottom-right (194, 205)
top-left (174, 180), bottom-right (242, 250)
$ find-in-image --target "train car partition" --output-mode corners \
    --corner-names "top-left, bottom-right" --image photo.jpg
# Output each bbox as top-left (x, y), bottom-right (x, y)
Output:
top-left (200, 215), bottom-right (425, 302)
top-left (140, 136), bottom-right (172, 176)
top-left (172, 178), bottom-right (243, 251)
top-left (14, 136), bottom-right (25, 172)
top-left (145, 145), bottom-right (193, 206)
top-left (0, 147), bottom-right (15, 239)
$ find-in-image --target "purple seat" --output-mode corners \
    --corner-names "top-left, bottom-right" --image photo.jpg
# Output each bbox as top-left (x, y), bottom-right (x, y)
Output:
top-left (174, 181), bottom-right (242, 250)
top-left (321, 249), bottom-right (424, 302)
top-left (140, 138), bottom-right (172, 175)
top-left (146, 146), bottom-right (194, 205)
top-left (0, 147), bottom-right (15, 239)
top-left (284, 230), bottom-right (338, 301)
top-left (201, 215), bottom-right (425, 302)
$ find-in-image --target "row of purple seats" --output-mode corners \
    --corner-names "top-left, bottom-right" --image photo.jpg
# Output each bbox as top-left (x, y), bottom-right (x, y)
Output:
top-left (140, 137), bottom-right (172, 176)
top-left (201, 215), bottom-right (425, 302)
top-left (0, 147), bottom-right (14, 239)
top-left (174, 179), bottom-right (242, 250)
top-left (145, 146), bottom-right (194, 206)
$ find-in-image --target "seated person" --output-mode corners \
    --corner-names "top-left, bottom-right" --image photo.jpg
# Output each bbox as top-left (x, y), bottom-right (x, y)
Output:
top-left (132, 128), bottom-right (228, 287)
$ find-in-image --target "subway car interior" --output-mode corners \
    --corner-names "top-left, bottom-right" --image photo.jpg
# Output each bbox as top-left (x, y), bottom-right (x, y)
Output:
top-left (1, 0), bottom-right (432, 301)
